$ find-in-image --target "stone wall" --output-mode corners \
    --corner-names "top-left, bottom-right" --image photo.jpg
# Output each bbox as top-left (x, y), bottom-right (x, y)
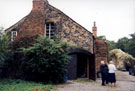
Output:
top-left (6, 1), bottom-right (94, 53)
top-left (61, 16), bottom-right (93, 53)
top-left (44, 5), bottom-right (94, 53)
top-left (5, 0), bottom-right (95, 80)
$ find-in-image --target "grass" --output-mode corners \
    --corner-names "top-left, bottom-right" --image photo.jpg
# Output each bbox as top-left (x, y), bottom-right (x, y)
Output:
top-left (0, 79), bottom-right (57, 91)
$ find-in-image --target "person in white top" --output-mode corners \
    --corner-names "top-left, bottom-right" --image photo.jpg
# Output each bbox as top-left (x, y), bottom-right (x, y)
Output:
top-left (108, 61), bottom-right (117, 87)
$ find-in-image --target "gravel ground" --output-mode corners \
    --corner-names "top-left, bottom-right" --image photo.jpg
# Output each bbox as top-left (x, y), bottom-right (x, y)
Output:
top-left (57, 71), bottom-right (135, 91)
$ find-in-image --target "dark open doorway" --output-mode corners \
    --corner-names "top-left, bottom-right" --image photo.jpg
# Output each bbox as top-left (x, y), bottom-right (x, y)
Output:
top-left (77, 53), bottom-right (87, 78)
top-left (67, 48), bottom-right (96, 80)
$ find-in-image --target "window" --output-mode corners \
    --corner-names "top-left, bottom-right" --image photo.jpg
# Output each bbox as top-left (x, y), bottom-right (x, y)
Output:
top-left (45, 22), bottom-right (55, 39)
top-left (11, 31), bottom-right (17, 41)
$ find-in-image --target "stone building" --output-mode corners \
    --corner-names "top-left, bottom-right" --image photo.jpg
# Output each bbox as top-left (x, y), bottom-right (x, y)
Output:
top-left (5, 0), bottom-right (108, 80)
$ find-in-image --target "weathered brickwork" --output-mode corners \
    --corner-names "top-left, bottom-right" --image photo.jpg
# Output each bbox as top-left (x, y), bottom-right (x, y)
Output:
top-left (94, 39), bottom-right (108, 73)
top-left (5, 0), bottom-right (108, 80)
top-left (17, 11), bottom-right (45, 39)
top-left (6, 0), bottom-right (94, 54)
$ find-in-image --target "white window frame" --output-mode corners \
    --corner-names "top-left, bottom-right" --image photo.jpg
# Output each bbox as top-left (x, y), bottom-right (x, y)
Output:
top-left (45, 22), bottom-right (55, 39)
top-left (11, 31), bottom-right (17, 41)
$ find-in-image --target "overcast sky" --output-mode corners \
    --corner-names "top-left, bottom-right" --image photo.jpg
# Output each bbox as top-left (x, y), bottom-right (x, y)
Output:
top-left (0, 0), bottom-right (135, 41)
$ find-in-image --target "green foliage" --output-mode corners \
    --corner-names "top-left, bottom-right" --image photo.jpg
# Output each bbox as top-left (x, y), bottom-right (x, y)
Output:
top-left (0, 53), bottom-right (5, 68)
top-left (11, 35), bottom-right (39, 50)
top-left (0, 35), bottom-right (10, 54)
top-left (0, 79), bottom-right (57, 91)
top-left (97, 35), bottom-right (117, 51)
top-left (0, 28), bottom-right (10, 68)
top-left (115, 37), bottom-right (129, 52)
top-left (97, 35), bottom-right (107, 41)
top-left (115, 33), bottom-right (135, 57)
top-left (126, 33), bottom-right (135, 57)
top-left (20, 36), bottom-right (71, 83)
top-left (98, 33), bottom-right (135, 58)
top-left (106, 40), bottom-right (116, 51)
top-left (0, 27), bottom-right (4, 35)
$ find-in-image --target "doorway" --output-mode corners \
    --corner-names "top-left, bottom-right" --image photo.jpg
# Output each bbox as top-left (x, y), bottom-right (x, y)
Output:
top-left (77, 53), bottom-right (87, 78)
top-left (67, 48), bottom-right (95, 80)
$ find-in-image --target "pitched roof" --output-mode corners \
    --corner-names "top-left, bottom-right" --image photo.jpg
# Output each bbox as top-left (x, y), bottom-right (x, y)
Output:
top-left (5, 0), bottom-right (92, 35)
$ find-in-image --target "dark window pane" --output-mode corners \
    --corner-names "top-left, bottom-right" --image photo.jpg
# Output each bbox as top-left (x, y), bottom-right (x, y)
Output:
top-left (46, 24), bottom-right (49, 26)
top-left (46, 31), bottom-right (49, 33)
top-left (51, 27), bottom-right (54, 29)
top-left (51, 23), bottom-right (54, 26)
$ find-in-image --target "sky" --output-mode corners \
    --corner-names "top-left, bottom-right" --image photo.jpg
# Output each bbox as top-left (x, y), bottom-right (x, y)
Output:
top-left (0, 0), bottom-right (135, 42)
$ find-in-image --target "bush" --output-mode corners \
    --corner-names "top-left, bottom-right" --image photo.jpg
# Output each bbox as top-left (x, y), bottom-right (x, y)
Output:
top-left (20, 36), bottom-right (71, 83)
top-left (0, 34), bottom-right (11, 78)
top-left (0, 53), bottom-right (5, 67)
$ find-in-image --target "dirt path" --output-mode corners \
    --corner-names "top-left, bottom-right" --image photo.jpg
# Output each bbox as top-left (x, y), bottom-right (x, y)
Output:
top-left (57, 71), bottom-right (135, 91)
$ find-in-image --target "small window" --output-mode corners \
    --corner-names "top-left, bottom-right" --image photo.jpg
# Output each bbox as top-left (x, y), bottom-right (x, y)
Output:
top-left (11, 31), bottom-right (17, 41)
top-left (45, 22), bottom-right (55, 39)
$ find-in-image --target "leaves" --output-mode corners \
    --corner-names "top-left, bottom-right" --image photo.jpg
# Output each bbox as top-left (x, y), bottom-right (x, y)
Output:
top-left (98, 33), bottom-right (135, 60)
top-left (97, 35), bottom-right (117, 51)
top-left (115, 33), bottom-right (135, 57)
top-left (20, 36), bottom-right (72, 83)
top-left (0, 34), bottom-right (10, 54)
top-left (0, 28), bottom-right (11, 68)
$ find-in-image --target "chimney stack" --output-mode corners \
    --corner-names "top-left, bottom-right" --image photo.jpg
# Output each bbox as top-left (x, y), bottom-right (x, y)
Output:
top-left (92, 21), bottom-right (97, 38)
top-left (32, 0), bottom-right (48, 11)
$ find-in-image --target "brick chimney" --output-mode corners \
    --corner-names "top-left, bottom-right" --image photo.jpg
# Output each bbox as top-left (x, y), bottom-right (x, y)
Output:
top-left (92, 21), bottom-right (97, 38)
top-left (16, 0), bottom-right (47, 40)
top-left (32, 0), bottom-right (48, 11)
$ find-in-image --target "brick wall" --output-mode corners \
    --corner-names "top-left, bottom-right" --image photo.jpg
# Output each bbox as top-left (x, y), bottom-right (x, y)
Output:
top-left (6, 0), bottom-right (94, 54)
top-left (4, 0), bottom-right (110, 80)
top-left (94, 39), bottom-right (108, 73)
top-left (16, 0), bottom-right (45, 40)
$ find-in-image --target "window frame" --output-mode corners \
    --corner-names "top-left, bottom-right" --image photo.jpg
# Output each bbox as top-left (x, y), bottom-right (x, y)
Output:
top-left (11, 31), bottom-right (17, 41)
top-left (45, 22), bottom-right (55, 39)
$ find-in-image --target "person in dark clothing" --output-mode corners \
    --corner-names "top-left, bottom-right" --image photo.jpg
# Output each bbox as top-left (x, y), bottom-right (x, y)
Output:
top-left (104, 64), bottom-right (109, 84)
top-left (100, 61), bottom-right (108, 86)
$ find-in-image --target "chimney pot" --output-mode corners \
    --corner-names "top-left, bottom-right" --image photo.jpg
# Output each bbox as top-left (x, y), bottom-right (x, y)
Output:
top-left (92, 21), bottom-right (97, 38)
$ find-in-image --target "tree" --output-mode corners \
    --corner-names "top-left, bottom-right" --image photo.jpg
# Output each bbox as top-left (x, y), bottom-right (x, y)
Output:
top-left (20, 36), bottom-right (72, 83)
top-left (114, 33), bottom-right (135, 57)
top-left (115, 37), bottom-right (129, 52)
top-left (0, 27), bottom-right (10, 68)
top-left (97, 35), bottom-right (117, 51)
top-left (106, 40), bottom-right (116, 51)
top-left (126, 33), bottom-right (135, 57)
top-left (97, 35), bottom-right (106, 41)
top-left (0, 27), bottom-right (4, 35)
